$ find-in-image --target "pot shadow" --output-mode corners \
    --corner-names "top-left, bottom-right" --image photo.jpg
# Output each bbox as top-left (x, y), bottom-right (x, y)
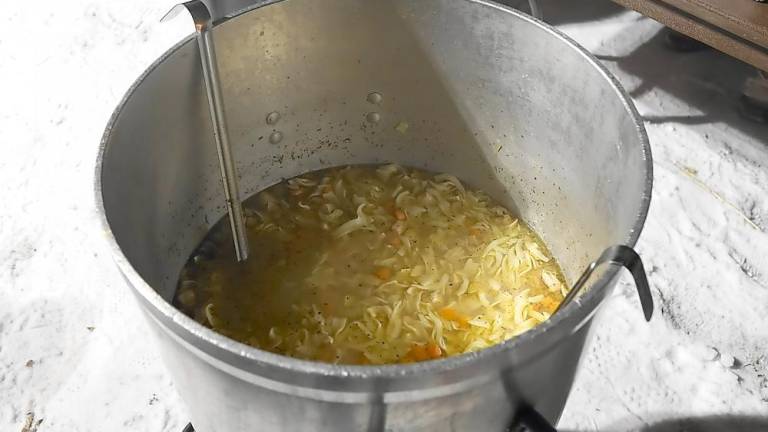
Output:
top-left (597, 28), bottom-right (767, 144)
top-left (498, 0), bottom-right (626, 25)
top-left (637, 415), bottom-right (768, 432)
top-left (584, 414), bottom-right (768, 432)
top-left (557, 415), bottom-right (768, 432)
top-left (529, 0), bottom-right (768, 146)
top-left (505, 0), bottom-right (767, 145)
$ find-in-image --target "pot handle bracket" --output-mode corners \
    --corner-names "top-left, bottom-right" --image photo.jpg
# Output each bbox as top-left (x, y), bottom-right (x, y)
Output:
top-left (555, 245), bottom-right (654, 322)
top-left (510, 245), bottom-right (653, 432)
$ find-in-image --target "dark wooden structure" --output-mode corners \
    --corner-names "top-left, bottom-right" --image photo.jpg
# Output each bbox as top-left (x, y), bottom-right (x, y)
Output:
top-left (609, 0), bottom-right (768, 71)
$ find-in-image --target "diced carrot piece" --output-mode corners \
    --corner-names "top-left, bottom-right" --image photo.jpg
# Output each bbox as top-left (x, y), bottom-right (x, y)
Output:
top-left (426, 343), bottom-right (442, 359)
top-left (321, 302), bottom-right (334, 315)
top-left (468, 227), bottom-right (481, 236)
top-left (408, 344), bottom-right (429, 362)
top-left (387, 232), bottom-right (402, 247)
top-left (536, 297), bottom-right (559, 313)
top-left (394, 209), bottom-right (407, 221)
top-left (374, 266), bottom-right (392, 281)
top-left (439, 307), bottom-right (469, 327)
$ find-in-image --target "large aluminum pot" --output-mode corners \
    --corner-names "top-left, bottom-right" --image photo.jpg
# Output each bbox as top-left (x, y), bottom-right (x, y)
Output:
top-left (96, 0), bottom-right (652, 430)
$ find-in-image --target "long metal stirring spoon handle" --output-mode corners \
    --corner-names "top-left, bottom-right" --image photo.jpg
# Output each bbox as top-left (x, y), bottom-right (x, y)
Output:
top-left (527, 0), bottom-right (543, 20)
top-left (554, 245), bottom-right (653, 321)
top-left (196, 21), bottom-right (250, 262)
top-left (162, 1), bottom-right (250, 262)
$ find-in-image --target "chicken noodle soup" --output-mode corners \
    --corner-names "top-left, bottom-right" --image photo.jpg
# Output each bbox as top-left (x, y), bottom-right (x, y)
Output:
top-left (174, 165), bottom-right (569, 365)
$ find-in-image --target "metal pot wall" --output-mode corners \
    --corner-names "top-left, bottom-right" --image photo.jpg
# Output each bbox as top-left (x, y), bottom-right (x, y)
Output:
top-left (96, 0), bottom-right (652, 430)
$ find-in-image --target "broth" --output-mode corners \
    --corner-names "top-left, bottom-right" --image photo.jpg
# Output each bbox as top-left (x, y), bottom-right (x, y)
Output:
top-left (174, 165), bottom-right (568, 365)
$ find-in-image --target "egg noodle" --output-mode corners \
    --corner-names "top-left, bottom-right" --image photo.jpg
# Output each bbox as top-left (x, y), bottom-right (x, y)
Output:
top-left (174, 164), bottom-right (568, 365)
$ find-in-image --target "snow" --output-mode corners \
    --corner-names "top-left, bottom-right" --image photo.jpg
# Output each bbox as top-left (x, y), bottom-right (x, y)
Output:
top-left (1, 1), bottom-right (766, 431)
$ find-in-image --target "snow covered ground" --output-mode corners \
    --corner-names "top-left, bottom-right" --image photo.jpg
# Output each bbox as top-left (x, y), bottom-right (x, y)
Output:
top-left (1, 0), bottom-right (766, 431)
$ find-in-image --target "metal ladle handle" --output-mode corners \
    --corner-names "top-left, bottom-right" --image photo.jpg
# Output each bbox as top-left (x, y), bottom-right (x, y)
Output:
top-left (162, 1), bottom-right (250, 262)
top-left (555, 244), bottom-right (654, 321)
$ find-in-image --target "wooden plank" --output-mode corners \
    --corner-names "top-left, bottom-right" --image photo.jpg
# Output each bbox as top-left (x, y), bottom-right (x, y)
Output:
top-left (662, 0), bottom-right (768, 49)
top-left (611, 0), bottom-right (768, 71)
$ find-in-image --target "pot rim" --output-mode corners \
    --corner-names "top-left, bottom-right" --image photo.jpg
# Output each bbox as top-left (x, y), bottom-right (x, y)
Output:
top-left (95, 0), bottom-right (652, 384)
